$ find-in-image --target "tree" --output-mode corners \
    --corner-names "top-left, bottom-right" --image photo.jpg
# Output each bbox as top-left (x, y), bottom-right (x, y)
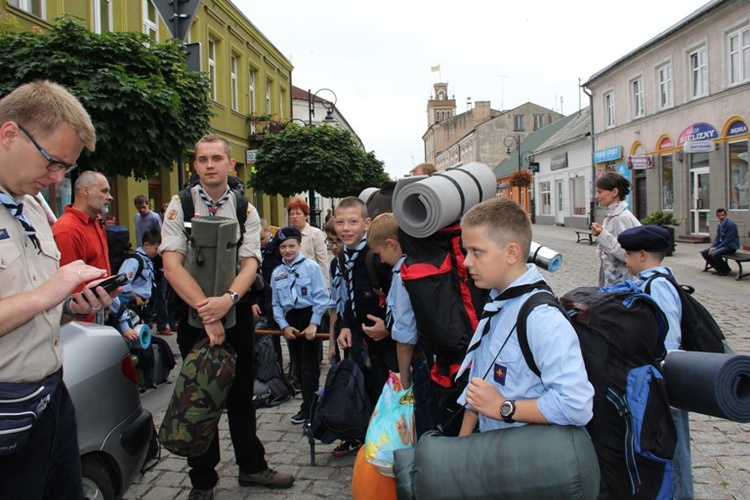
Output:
top-left (250, 124), bottom-right (389, 198)
top-left (0, 17), bottom-right (211, 180)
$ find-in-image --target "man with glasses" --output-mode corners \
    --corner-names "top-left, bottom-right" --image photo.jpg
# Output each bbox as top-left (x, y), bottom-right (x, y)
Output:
top-left (53, 170), bottom-right (114, 318)
top-left (0, 81), bottom-right (115, 499)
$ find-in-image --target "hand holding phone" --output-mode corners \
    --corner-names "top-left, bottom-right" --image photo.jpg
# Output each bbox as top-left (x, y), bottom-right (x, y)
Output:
top-left (88, 273), bottom-right (128, 293)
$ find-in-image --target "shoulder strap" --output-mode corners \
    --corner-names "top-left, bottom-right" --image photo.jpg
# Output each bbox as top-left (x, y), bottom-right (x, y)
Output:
top-left (515, 285), bottom-right (565, 378)
top-left (234, 190), bottom-right (249, 248)
top-left (178, 187), bottom-right (194, 225)
top-left (128, 252), bottom-right (146, 282)
top-left (364, 250), bottom-right (382, 295)
top-left (338, 247), bottom-right (346, 277)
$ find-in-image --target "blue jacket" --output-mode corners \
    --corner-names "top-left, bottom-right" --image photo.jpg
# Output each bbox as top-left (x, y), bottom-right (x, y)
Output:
top-left (712, 218), bottom-right (740, 251)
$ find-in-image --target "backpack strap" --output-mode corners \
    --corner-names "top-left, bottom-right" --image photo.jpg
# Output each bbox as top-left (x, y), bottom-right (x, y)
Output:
top-left (179, 185), bottom-right (248, 247)
top-left (364, 250), bottom-right (382, 296)
top-left (128, 252), bottom-right (146, 283)
top-left (515, 284), bottom-right (567, 378)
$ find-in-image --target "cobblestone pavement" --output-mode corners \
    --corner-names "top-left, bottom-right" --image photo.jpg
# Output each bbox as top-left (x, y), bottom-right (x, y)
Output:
top-left (127, 223), bottom-right (750, 499)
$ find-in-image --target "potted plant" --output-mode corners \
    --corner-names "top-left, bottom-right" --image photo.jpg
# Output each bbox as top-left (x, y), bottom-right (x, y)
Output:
top-left (509, 169), bottom-right (532, 188)
top-left (640, 210), bottom-right (680, 256)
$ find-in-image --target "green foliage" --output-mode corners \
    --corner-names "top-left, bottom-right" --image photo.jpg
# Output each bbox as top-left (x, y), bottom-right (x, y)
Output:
top-left (250, 124), bottom-right (389, 198)
top-left (0, 17), bottom-right (211, 179)
top-left (641, 210), bottom-right (680, 226)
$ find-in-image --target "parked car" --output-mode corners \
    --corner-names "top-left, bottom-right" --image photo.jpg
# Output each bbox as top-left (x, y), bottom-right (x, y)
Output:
top-left (61, 321), bottom-right (154, 500)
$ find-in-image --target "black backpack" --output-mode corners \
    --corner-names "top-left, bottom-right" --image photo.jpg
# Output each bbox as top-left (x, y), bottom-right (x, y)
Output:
top-left (517, 283), bottom-right (676, 499)
top-left (106, 225), bottom-right (131, 274)
top-left (254, 335), bottom-right (293, 405)
top-left (310, 358), bottom-right (372, 443)
top-left (644, 271), bottom-right (732, 353)
top-left (178, 175), bottom-right (249, 244)
top-left (398, 224), bottom-right (488, 368)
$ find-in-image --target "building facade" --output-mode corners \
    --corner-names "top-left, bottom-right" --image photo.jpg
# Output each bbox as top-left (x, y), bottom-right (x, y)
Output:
top-left (583, 0), bottom-right (750, 245)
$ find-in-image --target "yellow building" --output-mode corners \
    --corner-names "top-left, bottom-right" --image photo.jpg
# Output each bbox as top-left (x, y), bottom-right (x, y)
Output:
top-left (3, 0), bottom-right (292, 239)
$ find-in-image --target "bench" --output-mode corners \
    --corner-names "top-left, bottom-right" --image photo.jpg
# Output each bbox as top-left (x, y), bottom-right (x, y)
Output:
top-left (575, 230), bottom-right (596, 245)
top-left (723, 252), bottom-right (750, 281)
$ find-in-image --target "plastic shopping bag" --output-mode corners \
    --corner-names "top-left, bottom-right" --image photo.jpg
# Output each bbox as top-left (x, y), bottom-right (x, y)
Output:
top-left (364, 371), bottom-right (415, 477)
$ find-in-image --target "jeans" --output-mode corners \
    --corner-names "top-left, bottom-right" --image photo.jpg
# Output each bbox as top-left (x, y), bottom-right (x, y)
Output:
top-left (671, 407), bottom-right (694, 499)
top-left (701, 246), bottom-right (736, 273)
top-left (0, 375), bottom-right (83, 500)
top-left (176, 302), bottom-right (268, 490)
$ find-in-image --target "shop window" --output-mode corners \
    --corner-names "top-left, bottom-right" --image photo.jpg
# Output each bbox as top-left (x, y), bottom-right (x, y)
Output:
top-left (661, 155), bottom-right (674, 210)
top-left (540, 181), bottom-right (551, 215)
top-left (571, 177), bottom-right (586, 216)
top-left (729, 141), bottom-right (749, 209)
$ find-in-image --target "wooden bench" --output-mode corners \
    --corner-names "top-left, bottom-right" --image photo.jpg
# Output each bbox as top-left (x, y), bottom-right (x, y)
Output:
top-left (574, 230), bottom-right (596, 245)
top-left (723, 252), bottom-right (750, 281)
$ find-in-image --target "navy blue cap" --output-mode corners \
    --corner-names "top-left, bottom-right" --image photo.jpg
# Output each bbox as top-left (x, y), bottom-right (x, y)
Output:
top-left (275, 226), bottom-right (302, 242)
top-left (618, 225), bottom-right (671, 252)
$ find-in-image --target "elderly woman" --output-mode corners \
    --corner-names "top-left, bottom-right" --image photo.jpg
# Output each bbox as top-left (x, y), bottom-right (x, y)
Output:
top-left (287, 198), bottom-right (330, 290)
top-left (590, 172), bottom-right (641, 287)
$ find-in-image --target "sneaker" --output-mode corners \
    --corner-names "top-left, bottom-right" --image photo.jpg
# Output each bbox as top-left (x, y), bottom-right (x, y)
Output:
top-left (331, 439), bottom-right (361, 458)
top-left (188, 488), bottom-right (214, 500)
top-left (238, 468), bottom-right (294, 489)
top-left (290, 411), bottom-right (306, 425)
top-left (157, 328), bottom-right (173, 336)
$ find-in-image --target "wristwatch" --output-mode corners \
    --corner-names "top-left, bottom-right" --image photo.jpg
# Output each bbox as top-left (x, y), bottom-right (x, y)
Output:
top-left (500, 400), bottom-right (516, 423)
top-left (225, 291), bottom-right (240, 304)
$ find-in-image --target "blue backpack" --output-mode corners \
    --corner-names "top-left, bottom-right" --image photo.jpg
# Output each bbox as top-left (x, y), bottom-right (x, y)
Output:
top-left (516, 282), bottom-right (677, 499)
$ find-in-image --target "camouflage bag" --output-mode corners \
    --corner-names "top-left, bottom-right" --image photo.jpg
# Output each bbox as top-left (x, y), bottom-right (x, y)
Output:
top-left (158, 337), bottom-right (237, 457)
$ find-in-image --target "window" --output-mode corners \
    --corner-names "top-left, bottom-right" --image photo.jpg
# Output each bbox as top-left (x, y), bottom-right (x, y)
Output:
top-left (208, 39), bottom-right (217, 101)
top-left (604, 92), bottom-right (615, 128)
top-left (265, 80), bottom-right (272, 114)
top-left (728, 27), bottom-right (750, 85)
top-left (230, 55), bottom-right (239, 112)
top-left (631, 77), bottom-right (644, 118)
top-left (279, 88), bottom-right (286, 117)
top-left (143, 0), bottom-right (159, 43)
top-left (571, 178), bottom-right (586, 216)
top-left (533, 114), bottom-right (544, 131)
top-left (93, 0), bottom-right (112, 34)
top-left (447, 111), bottom-right (451, 119)
top-left (661, 155), bottom-right (674, 210)
top-left (11, 0), bottom-right (45, 18)
top-left (438, 90), bottom-right (445, 100)
top-left (657, 63), bottom-right (673, 109)
top-left (248, 69), bottom-right (256, 112)
top-left (513, 115), bottom-right (524, 131)
top-left (729, 141), bottom-right (749, 209)
top-left (540, 181), bottom-right (552, 216)
top-left (689, 46), bottom-right (708, 98)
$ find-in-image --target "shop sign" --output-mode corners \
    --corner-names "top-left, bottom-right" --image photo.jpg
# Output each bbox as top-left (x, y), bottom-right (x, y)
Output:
top-left (246, 149), bottom-right (258, 165)
top-left (683, 141), bottom-right (715, 153)
top-left (593, 146), bottom-right (623, 163)
top-left (727, 120), bottom-right (748, 138)
top-left (627, 155), bottom-right (653, 169)
top-left (550, 153), bottom-right (569, 171)
top-left (658, 137), bottom-right (673, 150)
top-left (678, 122), bottom-right (718, 146)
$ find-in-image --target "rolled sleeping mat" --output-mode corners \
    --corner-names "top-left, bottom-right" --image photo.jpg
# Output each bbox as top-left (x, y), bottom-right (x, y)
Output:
top-left (393, 162), bottom-right (497, 238)
top-left (392, 425), bottom-right (600, 500)
top-left (528, 242), bottom-right (563, 273)
top-left (662, 350), bottom-right (750, 423)
top-left (126, 324), bottom-right (151, 350)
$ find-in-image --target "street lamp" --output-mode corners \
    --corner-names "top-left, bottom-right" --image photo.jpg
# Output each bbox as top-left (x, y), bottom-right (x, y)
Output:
top-left (504, 135), bottom-right (523, 171)
top-left (308, 88), bottom-right (337, 126)
top-left (306, 88), bottom-right (338, 227)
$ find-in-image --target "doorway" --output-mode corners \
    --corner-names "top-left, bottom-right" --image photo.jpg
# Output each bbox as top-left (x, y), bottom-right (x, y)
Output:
top-left (555, 180), bottom-right (565, 225)
top-left (634, 173), bottom-right (647, 220)
top-left (690, 167), bottom-right (710, 234)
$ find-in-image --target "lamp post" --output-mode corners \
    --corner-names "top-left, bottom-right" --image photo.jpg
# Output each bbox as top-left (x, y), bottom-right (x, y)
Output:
top-left (504, 135), bottom-right (522, 171)
top-left (307, 88), bottom-right (338, 227)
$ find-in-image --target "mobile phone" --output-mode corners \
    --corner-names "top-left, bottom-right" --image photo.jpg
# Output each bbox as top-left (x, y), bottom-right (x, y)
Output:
top-left (87, 273), bottom-right (128, 294)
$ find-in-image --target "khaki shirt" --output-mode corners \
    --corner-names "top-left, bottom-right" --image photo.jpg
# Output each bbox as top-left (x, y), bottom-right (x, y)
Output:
top-left (160, 186), bottom-right (262, 264)
top-left (0, 191), bottom-right (63, 383)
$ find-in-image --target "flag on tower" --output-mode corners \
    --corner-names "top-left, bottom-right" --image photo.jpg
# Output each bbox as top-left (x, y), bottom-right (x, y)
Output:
top-left (430, 65), bottom-right (441, 72)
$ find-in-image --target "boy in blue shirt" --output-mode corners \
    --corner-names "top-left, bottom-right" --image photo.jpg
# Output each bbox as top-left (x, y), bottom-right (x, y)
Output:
top-left (618, 224), bottom-right (692, 499)
top-left (456, 197), bottom-right (593, 435)
top-left (271, 226), bottom-right (331, 425)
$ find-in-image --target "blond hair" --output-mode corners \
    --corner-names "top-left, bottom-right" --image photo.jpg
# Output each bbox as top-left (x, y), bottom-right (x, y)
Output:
top-left (335, 196), bottom-right (368, 220)
top-left (0, 80), bottom-right (96, 151)
top-left (195, 134), bottom-right (232, 158)
top-left (410, 162), bottom-right (436, 176)
top-left (461, 198), bottom-right (531, 257)
top-left (368, 212), bottom-right (399, 247)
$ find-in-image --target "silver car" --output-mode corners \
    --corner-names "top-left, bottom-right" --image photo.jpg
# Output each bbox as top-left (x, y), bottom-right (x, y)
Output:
top-left (62, 321), bottom-right (154, 500)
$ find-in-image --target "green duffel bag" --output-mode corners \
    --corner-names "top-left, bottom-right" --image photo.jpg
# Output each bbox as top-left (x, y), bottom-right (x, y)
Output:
top-left (393, 424), bottom-right (600, 500)
top-left (158, 338), bottom-right (237, 457)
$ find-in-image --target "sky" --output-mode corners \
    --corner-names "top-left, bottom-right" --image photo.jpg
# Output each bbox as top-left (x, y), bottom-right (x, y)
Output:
top-left (233, 0), bottom-right (711, 179)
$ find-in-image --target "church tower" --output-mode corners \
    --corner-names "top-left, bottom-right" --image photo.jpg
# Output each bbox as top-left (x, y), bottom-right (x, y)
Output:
top-left (427, 82), bottom-right (456, 127)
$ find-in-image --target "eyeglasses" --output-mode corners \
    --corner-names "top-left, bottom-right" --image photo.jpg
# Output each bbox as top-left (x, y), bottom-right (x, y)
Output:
top-left (18, 125), bottom-right (78, 174)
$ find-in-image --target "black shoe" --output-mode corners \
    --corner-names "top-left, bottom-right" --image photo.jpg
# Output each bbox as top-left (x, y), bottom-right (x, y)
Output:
top-left (290, 411), bottom-right (306, 425)
top-left (188, 488), bottom-right (214, 500)
top-left (332, 439), bottom-right (361, 457)
top-left (238, 468), bottom-right (294, 489)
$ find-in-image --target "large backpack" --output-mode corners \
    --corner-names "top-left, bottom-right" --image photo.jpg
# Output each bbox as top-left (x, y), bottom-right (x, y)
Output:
top-left (398, 224), bottom-right (488, 369)
top-left (178, 174), bottom-right (249, 244)
top-left (517, 282), bottom-right (676, 499)
top-left (644, 271), bottom-right (732, 353)
top-left (310, 358), bottom-right (372, 443)
top-left (254, 334), bottom-right (293, 405)
top-left (106, 225), bottom-right (131, 274)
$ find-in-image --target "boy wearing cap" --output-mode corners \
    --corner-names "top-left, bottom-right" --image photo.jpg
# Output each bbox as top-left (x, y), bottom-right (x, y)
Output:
top-left (271, 226), bottom-right (331, 425)
top-left (618, 224), bottom-right (693, 499)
